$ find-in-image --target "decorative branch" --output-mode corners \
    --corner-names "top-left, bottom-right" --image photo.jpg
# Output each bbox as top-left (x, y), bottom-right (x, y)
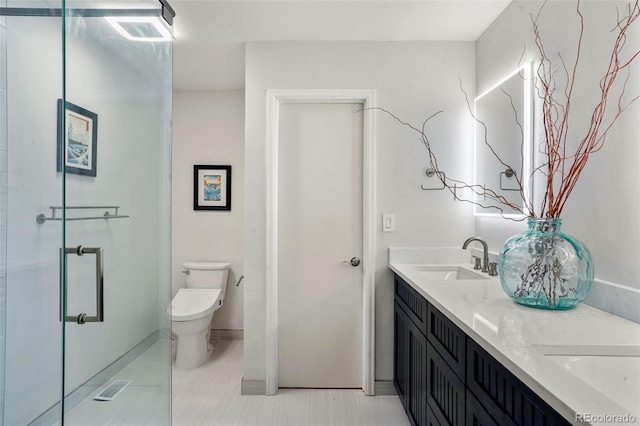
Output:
top-left (535, 0), bottom-right (640, 218)
top-left (369, 105), bottom-right (530, 221)
top-left (372, 0), bottom-right (640, 220)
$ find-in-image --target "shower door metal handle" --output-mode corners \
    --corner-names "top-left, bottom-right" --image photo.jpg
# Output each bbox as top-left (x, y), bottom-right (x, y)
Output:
top-left (63, 245), bottom-right (104, 324)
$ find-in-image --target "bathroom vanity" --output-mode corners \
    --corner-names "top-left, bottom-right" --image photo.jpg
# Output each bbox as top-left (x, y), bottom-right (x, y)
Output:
top-left (389, 248), bottom-right (640, 426)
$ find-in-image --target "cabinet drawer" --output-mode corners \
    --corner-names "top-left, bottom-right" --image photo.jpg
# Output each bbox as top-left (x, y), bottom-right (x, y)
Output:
top-left (466, 339), bottom-right (571, 426)
top-left (395, 274), bottom-right (428, 336)
top-left (427, 341), bottom-right (465, 426)
top-left (428, 304), bottom-right (466, 380)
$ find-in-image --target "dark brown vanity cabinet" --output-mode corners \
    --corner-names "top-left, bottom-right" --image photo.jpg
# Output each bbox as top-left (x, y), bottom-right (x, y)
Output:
top-left (393, 274), bottom-right (571, 426)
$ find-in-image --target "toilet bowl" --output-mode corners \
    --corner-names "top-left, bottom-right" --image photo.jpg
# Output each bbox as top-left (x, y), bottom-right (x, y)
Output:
top-left (169, 261), bottom-right (230, 369)
top-left (170, 288), bottom-right (221, 368)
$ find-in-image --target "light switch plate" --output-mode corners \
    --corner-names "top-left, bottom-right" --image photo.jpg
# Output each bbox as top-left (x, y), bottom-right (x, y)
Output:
top-left (382, 214), bottom-right (394, 232)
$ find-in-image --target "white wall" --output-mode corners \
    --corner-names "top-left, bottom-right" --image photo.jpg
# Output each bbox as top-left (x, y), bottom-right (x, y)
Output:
top-left (3, 16), bottom-right (171, 424)
top-left (476, 1), bottom-right (640, 322)
top-left (244, 41), bottom-right (476, 383)
top-left (172, 90), bottom-right (245, 331)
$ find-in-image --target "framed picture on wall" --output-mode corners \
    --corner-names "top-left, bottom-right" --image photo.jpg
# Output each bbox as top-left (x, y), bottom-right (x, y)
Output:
top-left (193, 165), bottom-right (232, 210)
top-left (57, 99), bottom-right (98, 177)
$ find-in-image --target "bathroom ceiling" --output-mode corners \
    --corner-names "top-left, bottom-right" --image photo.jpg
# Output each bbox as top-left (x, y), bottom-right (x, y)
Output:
top-left (169, 0), bottom-right (512, 90)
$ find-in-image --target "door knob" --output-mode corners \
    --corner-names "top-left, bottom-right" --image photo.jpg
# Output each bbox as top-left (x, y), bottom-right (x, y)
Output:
top-left (342, 257), bottom-right (361, 267)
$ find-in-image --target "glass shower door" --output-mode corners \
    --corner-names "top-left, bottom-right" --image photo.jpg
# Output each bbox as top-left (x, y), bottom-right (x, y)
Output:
top-left (61, 2), bottom-right (173, 425)
top-left (2, 2), bottom-right (65, 424)
top-left (1, 1), bottom-right (173, 424)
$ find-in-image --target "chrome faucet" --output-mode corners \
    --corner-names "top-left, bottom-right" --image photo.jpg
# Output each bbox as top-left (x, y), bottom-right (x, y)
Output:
top-left (462, 237), bottom-right (489, 273)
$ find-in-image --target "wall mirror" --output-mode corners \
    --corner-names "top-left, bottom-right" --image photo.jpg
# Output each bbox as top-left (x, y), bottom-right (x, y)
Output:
top-left (474, 63), bottom-right (533, 217)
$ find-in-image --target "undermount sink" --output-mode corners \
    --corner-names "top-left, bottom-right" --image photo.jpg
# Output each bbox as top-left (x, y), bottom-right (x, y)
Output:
top-left (532, 344), bottom-right (640, 357)
top-left (533, 344), bottom-right (640, 415)
top-left (412, 265), bottom-right (488, 281)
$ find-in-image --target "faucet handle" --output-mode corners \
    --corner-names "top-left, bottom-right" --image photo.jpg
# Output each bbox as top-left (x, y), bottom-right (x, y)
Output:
top-left (472, 256), bottom-right (482, 270)
top-left (488, 262), bottom-right (498, 276)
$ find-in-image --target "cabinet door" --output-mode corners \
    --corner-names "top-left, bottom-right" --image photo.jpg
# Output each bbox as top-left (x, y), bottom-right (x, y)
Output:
top-left (407, 318), bottom-right (428, 426)
top-left (427, 341), bottom-right (465, 426)
top-left (466, 390), bottom-right (498, 426)
top-left (466, 339), bottom-right (571, 426)
top-left (394, 302), bottom-right (410, 408)
top-left (427, 404), bottom-right (442, 426)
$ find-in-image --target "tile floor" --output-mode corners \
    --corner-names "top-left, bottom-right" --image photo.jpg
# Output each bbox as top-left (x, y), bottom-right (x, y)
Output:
top-left (172, 340), bottom-right (410, 426)
top-left (63, 339), bottom-right (410, 426)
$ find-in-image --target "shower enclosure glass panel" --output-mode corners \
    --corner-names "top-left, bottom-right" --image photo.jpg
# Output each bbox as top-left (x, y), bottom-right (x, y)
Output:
top-left (1, 1), bottom-right (173, 424)
top-left (2, 5), bottom-right (64, 425)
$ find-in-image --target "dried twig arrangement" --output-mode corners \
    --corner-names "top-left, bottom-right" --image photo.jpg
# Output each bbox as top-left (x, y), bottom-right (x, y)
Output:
top-left (377, 0), bottom-right (640, 219)
top-left (534, 0), bottom-right (640, 218)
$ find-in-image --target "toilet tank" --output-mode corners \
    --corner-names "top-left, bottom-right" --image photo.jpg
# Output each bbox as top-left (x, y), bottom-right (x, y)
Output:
top-left (183, 261), bottom-right (231, 301)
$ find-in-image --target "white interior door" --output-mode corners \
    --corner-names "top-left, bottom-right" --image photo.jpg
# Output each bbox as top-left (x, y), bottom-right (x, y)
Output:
top-left (277, 102), bottom-right (363, 388)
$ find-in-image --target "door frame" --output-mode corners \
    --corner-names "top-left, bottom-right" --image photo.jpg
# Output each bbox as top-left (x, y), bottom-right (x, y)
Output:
top-left (265, 89), bottom-right (376, 396)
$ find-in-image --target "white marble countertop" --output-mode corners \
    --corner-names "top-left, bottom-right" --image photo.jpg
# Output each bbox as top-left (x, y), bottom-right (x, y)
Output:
top-left (389, 247), bottom-right (640, 426)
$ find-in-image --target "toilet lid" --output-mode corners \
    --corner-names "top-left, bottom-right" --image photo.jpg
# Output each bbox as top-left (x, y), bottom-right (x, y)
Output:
top-left (169, 288), bottom-right (221, 321)
top-left (183, 261), bottom-right (230, 270)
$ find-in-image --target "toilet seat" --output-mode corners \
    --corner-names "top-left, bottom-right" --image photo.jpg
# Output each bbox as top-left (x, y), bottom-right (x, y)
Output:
top-left (170, 288), bottom-right (221, 322)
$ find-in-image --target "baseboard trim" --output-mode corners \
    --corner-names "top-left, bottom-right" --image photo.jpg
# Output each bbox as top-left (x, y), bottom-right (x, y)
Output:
top-left (210, 329), bottom-right (243, 341)
top-left (30, 330), bottom-right (165, 426)
top-left (374, 380), bottom-right (397, 396)
top-left (239, 379), bottom-right (396, 396)
top-left (241, 378), bottom-right (266, 395)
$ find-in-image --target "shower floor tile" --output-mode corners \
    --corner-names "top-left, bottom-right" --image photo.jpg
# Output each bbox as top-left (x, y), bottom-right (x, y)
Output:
top-left (59, 341), bottom-right (170, 426)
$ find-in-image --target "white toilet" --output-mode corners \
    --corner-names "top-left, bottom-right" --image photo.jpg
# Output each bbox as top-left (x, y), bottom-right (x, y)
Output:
top-left (169, 261), bottom-right (230, 369)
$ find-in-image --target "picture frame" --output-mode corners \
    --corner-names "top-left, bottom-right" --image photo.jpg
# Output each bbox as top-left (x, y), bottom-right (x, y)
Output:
top-left (57, 99), bottom-right (98, 177)
top-left (193, 165), bottom-right (232, 211)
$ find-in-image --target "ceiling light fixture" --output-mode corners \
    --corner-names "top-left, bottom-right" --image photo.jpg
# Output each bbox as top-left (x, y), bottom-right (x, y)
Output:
top-left (105, 16), bottom-right (172, 42)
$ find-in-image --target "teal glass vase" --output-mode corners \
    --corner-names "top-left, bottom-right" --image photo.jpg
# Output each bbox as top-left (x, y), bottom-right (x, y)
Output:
top-left (498, 218), bottom-right (594, 310)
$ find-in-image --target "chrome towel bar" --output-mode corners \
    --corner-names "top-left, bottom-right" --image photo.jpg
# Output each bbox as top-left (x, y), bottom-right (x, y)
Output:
top-left (37, 206), bottom-right (129, 224)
